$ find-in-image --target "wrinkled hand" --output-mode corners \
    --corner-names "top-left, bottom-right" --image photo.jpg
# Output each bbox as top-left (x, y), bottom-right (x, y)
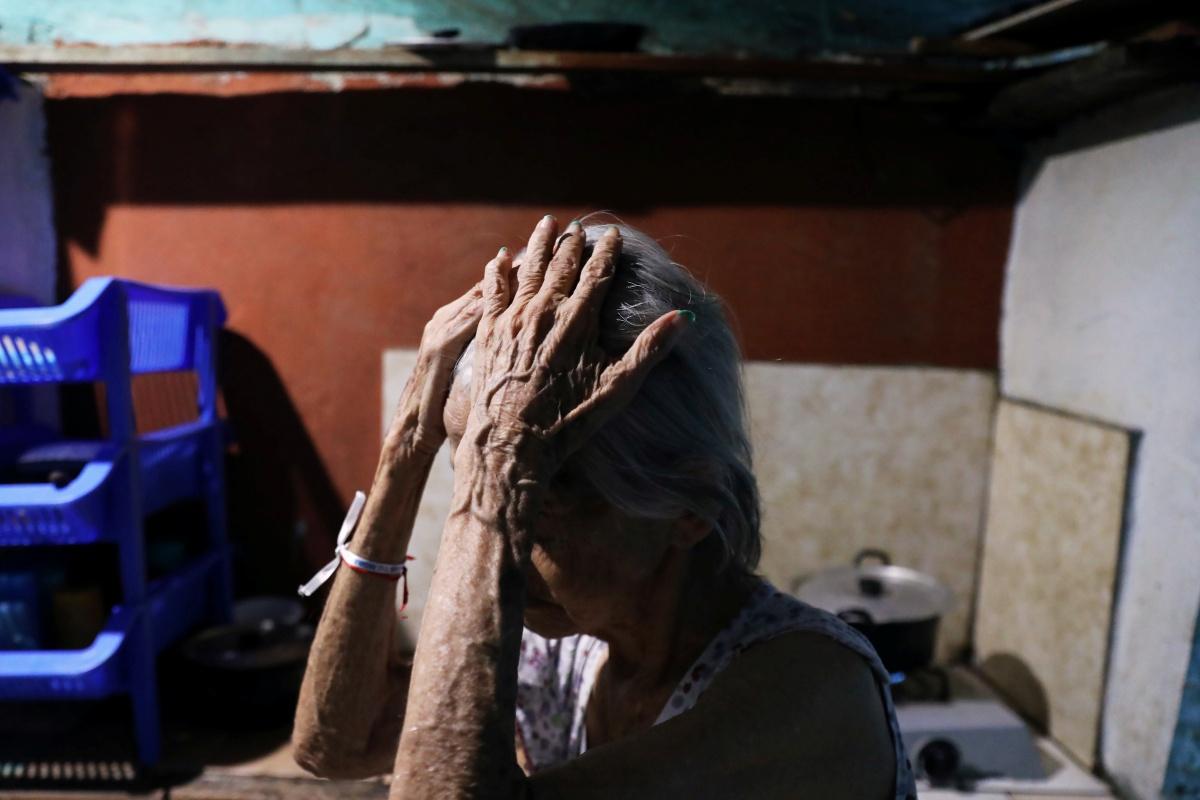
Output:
top-left (462, 216), bottom-right (688, 482)
top-left (384, 281), bottom-right (484, 460)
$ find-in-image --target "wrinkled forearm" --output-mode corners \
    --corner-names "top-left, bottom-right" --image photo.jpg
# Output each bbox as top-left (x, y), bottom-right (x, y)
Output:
top-left (294, 446), bottom-right (434, 777)
top-left (391, 445), bottom-right (545, 799)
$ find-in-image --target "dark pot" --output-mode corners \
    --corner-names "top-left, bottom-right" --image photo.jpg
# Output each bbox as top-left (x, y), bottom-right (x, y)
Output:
top-left (172, 618), bottom-right (314, 727)
top-left (793, 549), bottom-right (953, 674)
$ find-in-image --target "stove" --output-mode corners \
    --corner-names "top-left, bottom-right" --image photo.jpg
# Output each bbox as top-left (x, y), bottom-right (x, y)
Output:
top-left (893, 666), bottom-right (1046, 788)
top-left (891, 666), bottom-right (1113, 797)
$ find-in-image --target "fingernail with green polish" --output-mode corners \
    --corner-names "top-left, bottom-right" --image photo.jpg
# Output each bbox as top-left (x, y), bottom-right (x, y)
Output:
top-left (498, 246), bottom-right (508, 256)
top-left (677, 309), bottom-right (696, 324)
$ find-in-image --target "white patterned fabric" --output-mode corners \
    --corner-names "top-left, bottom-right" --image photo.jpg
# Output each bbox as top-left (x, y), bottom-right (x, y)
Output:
top-left (515, 579), bottom-right (917, 799)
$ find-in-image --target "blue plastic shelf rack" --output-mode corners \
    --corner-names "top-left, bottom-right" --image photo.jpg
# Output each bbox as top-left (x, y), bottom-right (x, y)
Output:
top-left (0, 551), bottom-right (224, 700)
top-left (0, 277), bottom-right (233, 766)
top-left (0, 279), bottom-right (223, 386)
top-left (0, 421), bottom-right (226, 547)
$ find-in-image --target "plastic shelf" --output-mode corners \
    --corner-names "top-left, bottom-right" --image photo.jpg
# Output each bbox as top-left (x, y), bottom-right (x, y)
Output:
top-left (0, 448), bottom-right (123, 547)
top-left (0, 606), bottom-right (137, 699)
top-left (0, 550), bottom-right (224, 701)
top-left (139, 420), bottom-right (225, 516)
top-left (0, 277), bottom-right (231, 765)
top-left (146, 549), bottom-right (226, 651)
top-left (0, 421), bottom-right (224, 547)
top-left (0, 278), bottom-right (225, 387)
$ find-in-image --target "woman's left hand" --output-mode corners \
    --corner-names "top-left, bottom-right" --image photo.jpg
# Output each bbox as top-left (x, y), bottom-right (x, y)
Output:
top-left (460, 216), bottom-right (689, 487)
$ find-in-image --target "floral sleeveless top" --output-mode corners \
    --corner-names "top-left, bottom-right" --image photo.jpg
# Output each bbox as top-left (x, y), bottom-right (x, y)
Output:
top-left (515, 579), bottom-right (917, 799)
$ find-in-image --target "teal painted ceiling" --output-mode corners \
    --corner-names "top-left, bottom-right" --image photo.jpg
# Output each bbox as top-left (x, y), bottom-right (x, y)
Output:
top-left (0, 0), bottom-right (1038, 57)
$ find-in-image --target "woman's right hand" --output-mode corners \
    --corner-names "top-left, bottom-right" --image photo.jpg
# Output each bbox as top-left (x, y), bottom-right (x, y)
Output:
top-left (382, 281), bottom-right (484, 463)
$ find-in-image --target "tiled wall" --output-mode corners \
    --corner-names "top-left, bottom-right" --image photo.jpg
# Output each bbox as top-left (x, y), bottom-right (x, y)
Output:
top-left (384, 351), bottom-right (996, 661)
top-left (975, 400), bottom-right (1131, 767)
top-left (744, 363), bottom-right (995, 663)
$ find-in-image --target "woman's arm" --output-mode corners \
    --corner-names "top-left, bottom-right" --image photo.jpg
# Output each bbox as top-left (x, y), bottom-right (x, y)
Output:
top-left (291, 447), bottom-right (429, 779)
top-left (390, 218), bottom-right (684, 797)
top-left (388, 219), bottom-right (896, 798)
top-left (293, 283), bottom-right (483, 779)
top-left (389, 441), bottom-right (539, 795)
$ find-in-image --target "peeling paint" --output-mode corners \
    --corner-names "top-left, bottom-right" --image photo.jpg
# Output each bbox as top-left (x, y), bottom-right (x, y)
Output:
top-left (0, 0), bottom-right (1039, 58)
top-left (35, 69), bottom-right (570, 98)
top-left (1, 4), bottom-right (424, 51)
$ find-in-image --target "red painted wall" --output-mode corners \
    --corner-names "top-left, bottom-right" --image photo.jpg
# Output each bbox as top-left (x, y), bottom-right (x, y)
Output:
top-left (46, 87), bottom-right (1015, 590)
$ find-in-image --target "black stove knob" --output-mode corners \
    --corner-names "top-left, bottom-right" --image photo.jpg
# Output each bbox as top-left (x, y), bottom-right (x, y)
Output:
top-left (916, 738), bottom-right (961, 783)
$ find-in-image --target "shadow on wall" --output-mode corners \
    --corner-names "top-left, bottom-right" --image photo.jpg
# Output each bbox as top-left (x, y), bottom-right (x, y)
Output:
top-left (980, 651), bottom-right (1051, 734)
top-left (219, 330), bottom-right (343, 598)
top-left (45, 86), bottom-right (1018, 258)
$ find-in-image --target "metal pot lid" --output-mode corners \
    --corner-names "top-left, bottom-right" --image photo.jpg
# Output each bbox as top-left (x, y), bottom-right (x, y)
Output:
top-left (793, 549), bottom-right (953, 624)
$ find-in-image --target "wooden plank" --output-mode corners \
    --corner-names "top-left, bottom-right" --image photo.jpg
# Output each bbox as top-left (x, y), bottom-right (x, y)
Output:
top-left (0, 45), bottom-right (437, 68)
top-left (986, 39), bottom-right (1200, 129)
top-left (33, 71), bottom-right (570, 99)
top-left (0, 44), bottom-right (1015, 86)
top-left (961, 0), bottom-right (1193, 48)
top-left (0, 793), bottom-right (162, 800)
top-left (963, 0), bottom-right (1091, 41)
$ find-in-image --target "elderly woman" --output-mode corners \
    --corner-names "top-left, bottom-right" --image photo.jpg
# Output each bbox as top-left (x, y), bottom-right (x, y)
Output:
top-left (293, 217), bottom-right (915, 799)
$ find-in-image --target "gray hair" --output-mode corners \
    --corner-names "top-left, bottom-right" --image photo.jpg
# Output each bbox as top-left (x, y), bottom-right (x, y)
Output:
top-left (457, 221), bottom-right (761, 573)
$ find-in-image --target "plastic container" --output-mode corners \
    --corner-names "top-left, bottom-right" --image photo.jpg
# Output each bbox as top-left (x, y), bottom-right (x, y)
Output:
top-left (0, 278), bottom-right (223, 386)
top-left (0, 278), bottom-right (233, 765)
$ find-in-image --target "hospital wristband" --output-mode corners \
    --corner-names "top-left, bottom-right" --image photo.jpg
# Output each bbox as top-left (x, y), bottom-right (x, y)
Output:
top-left (338, 545), bottom-right (408, 580)
top-left (297, 491), bottom-right (413, 600)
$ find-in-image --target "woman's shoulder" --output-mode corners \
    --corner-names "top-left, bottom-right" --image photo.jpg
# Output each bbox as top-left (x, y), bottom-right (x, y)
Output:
top-left (703, 580), bottom-right (891, 683)
top-left (702, 628), bottom-right (898, 791)
top-left (717, 624), bottom-right (885, 699)
top-left (698, 581), bottom-right (889, 716)
top-left (695, 583), bottom-right (912, 798)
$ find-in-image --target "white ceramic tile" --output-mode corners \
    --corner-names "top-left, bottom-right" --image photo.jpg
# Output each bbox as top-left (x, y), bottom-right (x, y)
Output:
top-left (974, 401), bottom-right (1130, 769)
top-left (744, 363), bottom-right (996, 662)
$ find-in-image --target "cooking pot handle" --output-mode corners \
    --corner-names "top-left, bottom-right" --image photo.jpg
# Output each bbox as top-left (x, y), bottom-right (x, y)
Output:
top-left (837, 608), bottom-right (875, 629)
top-left (854, 548), bottom-right (892, 568)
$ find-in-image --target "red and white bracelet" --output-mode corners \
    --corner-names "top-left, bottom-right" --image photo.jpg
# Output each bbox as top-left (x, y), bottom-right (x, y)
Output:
top-left (298, 491), bottom-right (413, 610)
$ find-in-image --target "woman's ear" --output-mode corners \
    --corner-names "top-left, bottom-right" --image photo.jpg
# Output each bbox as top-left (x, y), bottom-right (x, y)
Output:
top-left (671, 513), bottom-right (712, 550)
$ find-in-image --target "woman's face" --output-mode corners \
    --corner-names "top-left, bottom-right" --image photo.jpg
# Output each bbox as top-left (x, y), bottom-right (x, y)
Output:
top-left (443, 372), bottom-right (676, 639)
